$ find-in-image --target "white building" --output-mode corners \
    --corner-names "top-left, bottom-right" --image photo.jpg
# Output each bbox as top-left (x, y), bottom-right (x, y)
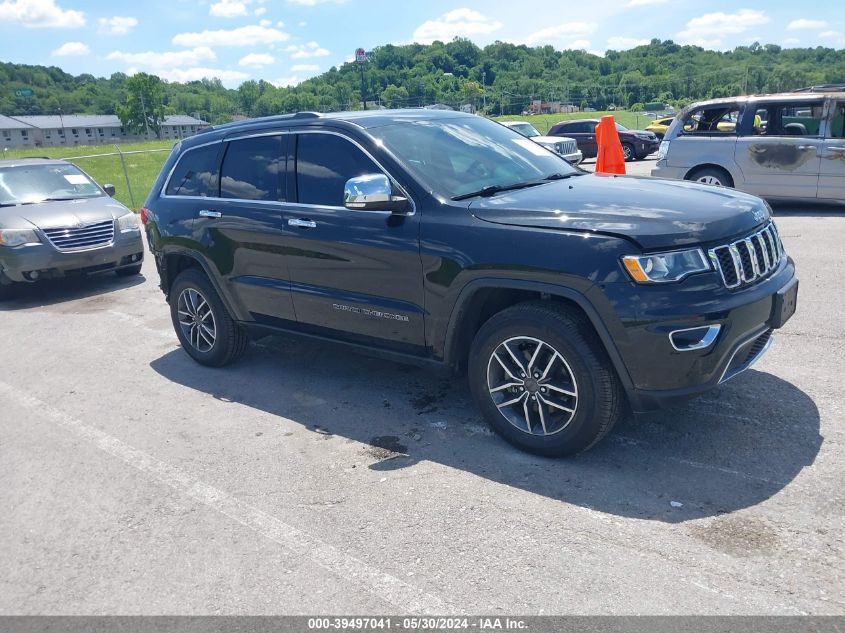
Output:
top-left (0, 114), bottom-right (208, 149)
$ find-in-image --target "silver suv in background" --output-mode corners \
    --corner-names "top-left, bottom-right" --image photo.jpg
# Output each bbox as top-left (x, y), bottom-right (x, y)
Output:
top-left (652, 92), bottom-right (845, 201)
top-left (500, 121), bottom-right (583, 165)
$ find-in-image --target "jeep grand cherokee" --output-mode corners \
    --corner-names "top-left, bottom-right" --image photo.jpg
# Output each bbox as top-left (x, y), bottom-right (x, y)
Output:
top-left (142, 110), bottom-right (798, 456)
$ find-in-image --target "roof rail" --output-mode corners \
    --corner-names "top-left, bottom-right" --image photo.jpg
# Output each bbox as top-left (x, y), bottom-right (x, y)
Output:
top-left (292, 111), bottom-right (321, 119)
top-left (195, 111), bottom-right (322, 135)
top-left (792, 83), bottom-right (845, 93)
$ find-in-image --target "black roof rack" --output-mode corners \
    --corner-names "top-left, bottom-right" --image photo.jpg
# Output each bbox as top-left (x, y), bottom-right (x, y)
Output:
top-left (792, 83), bottom-right (845, 93)
top-left (196, 111), bottom-right (322, 135)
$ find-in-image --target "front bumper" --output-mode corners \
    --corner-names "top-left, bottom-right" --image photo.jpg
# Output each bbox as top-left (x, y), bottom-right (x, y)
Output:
top-left (0, 231), bottom-right (144, 283)
top-left (634, 139), bottom-right (660, 156)
top-left (562, 150), bottom-right (583, 165)
top-left (596, 257), bottom-right (797, 411)
top-left (650, 159), bottom-right (687, 179)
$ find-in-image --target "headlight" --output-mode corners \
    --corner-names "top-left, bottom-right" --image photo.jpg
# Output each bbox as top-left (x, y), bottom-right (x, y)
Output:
top-left (635, 132), bottom-right (652, 140)
top-left (657, 140), bottom-right (670, 160)
top-left (622, 248), bottom-right (710, 283)
top-left (117, 212), bottom-right (141, 233)
top-left (0, 228), bottom-right (41, 247)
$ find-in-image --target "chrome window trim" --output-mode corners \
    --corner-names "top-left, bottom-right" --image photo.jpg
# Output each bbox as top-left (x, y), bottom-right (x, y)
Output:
top-left (159, 128), bottom-right (416, 215)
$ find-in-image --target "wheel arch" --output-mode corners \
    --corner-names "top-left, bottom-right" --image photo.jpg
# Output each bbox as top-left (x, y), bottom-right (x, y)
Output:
top-left (160, 248), bottom-right (242, 320)
top-left (684, 163), bottom-right (737, 186)
top-left (442, 279), bottom-right (635, 396)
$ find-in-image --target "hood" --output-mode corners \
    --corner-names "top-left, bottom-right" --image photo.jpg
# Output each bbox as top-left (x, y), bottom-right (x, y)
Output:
top-left (534, 135), bottom-right (576, 144)
top-left (0, 195), bottom-right (129, 230)
top-left (469, 174), bottom-right (770, 249)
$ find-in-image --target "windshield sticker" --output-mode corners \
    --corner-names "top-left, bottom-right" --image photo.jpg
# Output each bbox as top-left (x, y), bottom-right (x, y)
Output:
top-left (512, 138), bottom-right (549, 156)
top-left (64, 174), bottom-right (90, 185)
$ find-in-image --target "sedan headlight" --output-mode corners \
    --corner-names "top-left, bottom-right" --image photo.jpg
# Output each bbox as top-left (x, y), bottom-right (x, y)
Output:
top-left (622, 248), bottom-right (710, 283)
top-left (0, 228), bottom-right (41, 247)
top-left (117, 212), bottom-right (141, 233)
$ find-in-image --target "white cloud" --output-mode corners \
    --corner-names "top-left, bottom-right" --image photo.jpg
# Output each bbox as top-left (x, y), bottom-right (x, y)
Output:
top-left (98, 16), bottom-right (137, 35)
top-left (271, 75), bottom-right (302, 87)
top-left (566, 39), bottom-right (591, 50)
top-left (783, 37), bottom-right (801, 45)
top-left (254, 6), bottom-right (266, 16)
top-left (285, 41), bottom-right (330, 58)
top-left (286, 0), bottom-right (345, 5)
top-left (291, 63), bottom-right (319, 72)
top-left (677, 9), bottom-right (770, 45)
top-left (625, 0), bottom-right (667, 6)
top-left (298, 20), bottom-right (306, 27)
top-left (51, 41), bottom-right (89, 56)
top-left (607, 36), bottom-right (649, 50)
top-left (173, 24), bottom-right (289, 47)
top-left (412, 8), bottom-right (502, 44)
top-left (157, 67), bottom-right (250, 87)
top-left (107, 47), bottom-right (216, 68)
top-left (239, 52), bottom-right (275, 67)
top-left (259, 18), bottom-right (270, 26)
top-left (0, 0), bottom-right (84, 28)
top-left (522, 22), bottom-right (596, 46)
top-left (819, 30), bottom-right (841, 38)
top-left (787, 19), bottom-right (827, 30)
top-left (210, 0), bottom-right (248, 18)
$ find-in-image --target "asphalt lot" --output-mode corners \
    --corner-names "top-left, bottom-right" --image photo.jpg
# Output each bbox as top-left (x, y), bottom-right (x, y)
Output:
top-left (1, 183), bottom-right (843, 615)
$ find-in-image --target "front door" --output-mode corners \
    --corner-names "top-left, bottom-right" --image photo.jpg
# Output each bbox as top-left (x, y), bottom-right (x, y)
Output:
top-left (734, 100), bottom-right (822, 199)
top-left (282, 131), bottom-right (425, 352)
top-left (819, 101), bottom-right (845, 201)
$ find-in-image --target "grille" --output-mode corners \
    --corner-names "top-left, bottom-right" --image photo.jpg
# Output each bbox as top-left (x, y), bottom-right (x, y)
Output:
top-left (708, 222), bottom-right (783, 289)
top-left (556, 140), bottom-right (578, 155)
top-left (42, 220), bottom-right (115, 252)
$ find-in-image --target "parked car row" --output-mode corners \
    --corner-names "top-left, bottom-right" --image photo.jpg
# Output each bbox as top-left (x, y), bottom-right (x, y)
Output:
top-left (547, 119), bottom-right (661, 161)
top-left (1, 106), bottom-right (802, 457)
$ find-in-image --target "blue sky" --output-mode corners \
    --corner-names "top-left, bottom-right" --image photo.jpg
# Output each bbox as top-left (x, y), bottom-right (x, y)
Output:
top-left (0, 0), bottom-right (842, 88)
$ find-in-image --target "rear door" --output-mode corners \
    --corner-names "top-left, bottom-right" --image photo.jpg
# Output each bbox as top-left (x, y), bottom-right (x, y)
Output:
top-left (818, 100), bottom-right (845, 200)
top-left (194, 132), bottom-right (296, 323)
top-left (556, 122), bottom-right (597, 157)
top-left (282, 130), bottom-right (425, 352)
top-left (734, 100), bottom-right (823, 199)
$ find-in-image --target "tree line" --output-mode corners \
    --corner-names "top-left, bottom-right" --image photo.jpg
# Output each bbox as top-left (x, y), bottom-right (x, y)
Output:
top-left (1, 38), bottom-right (843, 134)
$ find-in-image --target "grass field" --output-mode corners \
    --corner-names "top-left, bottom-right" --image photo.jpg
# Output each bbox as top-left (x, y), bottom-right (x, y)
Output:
top-left (3, 140), bottom-right (174, 211)
top-left (493, 111), bottom-right (657, 134)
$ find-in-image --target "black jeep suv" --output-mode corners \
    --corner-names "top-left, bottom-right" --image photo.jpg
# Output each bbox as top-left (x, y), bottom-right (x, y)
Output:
top-left (143, 110), bottom-right (798, 456)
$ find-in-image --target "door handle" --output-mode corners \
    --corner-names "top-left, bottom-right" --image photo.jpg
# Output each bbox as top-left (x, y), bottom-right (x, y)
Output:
top-left (797, 145), bottom-right (816, 151)
top-left (288, 218), bottom-right (317, 229)
top-left (198, 209), bottom-right (221, 218)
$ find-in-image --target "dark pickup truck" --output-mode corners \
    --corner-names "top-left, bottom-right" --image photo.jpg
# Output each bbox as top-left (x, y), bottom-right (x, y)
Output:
top-left (142, 110), bottom-right (797, 456)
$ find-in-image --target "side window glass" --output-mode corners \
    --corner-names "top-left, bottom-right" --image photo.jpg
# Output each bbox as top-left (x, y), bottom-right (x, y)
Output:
top-left (586, 122), bottom-right (598, 133)
top-left (296, 134), bottom-right (381, 207)
top-left (165, 144), bottom-right (219, 197)
top-left (681, 106), bottom-right (740, 135)
top-left (765, 102), bottom-right (824, 137)
top-left (220, 135), bottom-right (285, 201)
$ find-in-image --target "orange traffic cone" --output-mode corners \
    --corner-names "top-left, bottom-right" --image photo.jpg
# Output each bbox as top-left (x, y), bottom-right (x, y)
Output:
top-left (595, 115), bottom-right (626, 175)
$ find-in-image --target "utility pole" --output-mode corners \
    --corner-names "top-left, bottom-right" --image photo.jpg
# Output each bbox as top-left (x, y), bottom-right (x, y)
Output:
top-left (57, 106), bottom-right (65, 146)
top-left (482, 71), bottom-right (486, 112)
top-left (355, 48), bottom-right (367, 110)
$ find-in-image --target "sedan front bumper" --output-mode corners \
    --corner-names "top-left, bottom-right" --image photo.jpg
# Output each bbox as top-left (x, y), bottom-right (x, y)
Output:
top-left (0, 231), bottom-right (144, 283)
top-left (562, 150), bottom-right (583, 165)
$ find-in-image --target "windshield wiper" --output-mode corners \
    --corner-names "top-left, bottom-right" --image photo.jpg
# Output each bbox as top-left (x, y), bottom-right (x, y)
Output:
top-left (543, 172), bottom-right (584, 181)
top-left (451, 180), bottom-right (544, 201)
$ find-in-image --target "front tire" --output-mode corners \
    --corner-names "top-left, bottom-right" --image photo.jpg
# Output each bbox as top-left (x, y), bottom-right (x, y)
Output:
top-left (621, 142), bottom-right (635, 162)
top-left (169, 268), bottom-right (249, 367)
top-left (468, 302), bottom-right (622, 457)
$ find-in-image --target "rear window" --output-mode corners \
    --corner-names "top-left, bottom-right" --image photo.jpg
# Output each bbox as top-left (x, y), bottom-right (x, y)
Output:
top-left (165, 144), bottom-right (220, 197)
top-left (220, 135), bottom-right (285, 201)
top-left (751, 102), bottom-right (825, 137)
top-left (681, 105), bottom-right (740, 135)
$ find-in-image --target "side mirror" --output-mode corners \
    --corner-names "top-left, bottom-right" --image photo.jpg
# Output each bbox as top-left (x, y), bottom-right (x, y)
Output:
top-left (103, 183), bottom-right (116, 197)
top-left (344, 174), bottom-right (411, 215)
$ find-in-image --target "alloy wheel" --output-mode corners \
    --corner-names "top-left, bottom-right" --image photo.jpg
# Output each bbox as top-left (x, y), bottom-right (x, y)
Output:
top-left (486, 336), bottom-right (579, 436)
top-left (177, 287), bottom-right (217, 353)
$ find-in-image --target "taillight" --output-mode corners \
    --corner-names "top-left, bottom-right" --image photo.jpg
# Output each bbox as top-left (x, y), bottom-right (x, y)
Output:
top-left (140, 207), bottom-right (150, 225)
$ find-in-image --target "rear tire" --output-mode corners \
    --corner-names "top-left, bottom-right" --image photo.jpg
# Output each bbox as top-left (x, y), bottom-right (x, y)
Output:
top-left (687, 166), bottom-right (734, 188)
top-left (468, 302), bottom-right (622, 457)
top-left (169, 268), bottom-right (249, 367)
top-left (115, 264), bottom-right (142, 277)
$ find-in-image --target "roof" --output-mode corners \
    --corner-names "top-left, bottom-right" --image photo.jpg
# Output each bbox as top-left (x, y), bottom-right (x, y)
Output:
top-left (681, 92), bottom-right (841, 111)
top-left (0, 157), bottom-right (68, 167)
top-left (1, 114), bottom-right (208, 130)
top-left (0, 114), bottom-right (33, 130)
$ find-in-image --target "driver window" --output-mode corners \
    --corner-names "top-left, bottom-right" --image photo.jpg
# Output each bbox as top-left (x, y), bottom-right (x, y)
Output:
top-left (295, 133), bottom-right (382, 207)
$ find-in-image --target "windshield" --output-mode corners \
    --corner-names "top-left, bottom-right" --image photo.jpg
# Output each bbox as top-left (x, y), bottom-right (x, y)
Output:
top-left (372, 116), bottom-right (577, 199)
top-left (0, 163), bottom-right (104, 206)
top-left (508, 122), bottom-right (540, 138)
